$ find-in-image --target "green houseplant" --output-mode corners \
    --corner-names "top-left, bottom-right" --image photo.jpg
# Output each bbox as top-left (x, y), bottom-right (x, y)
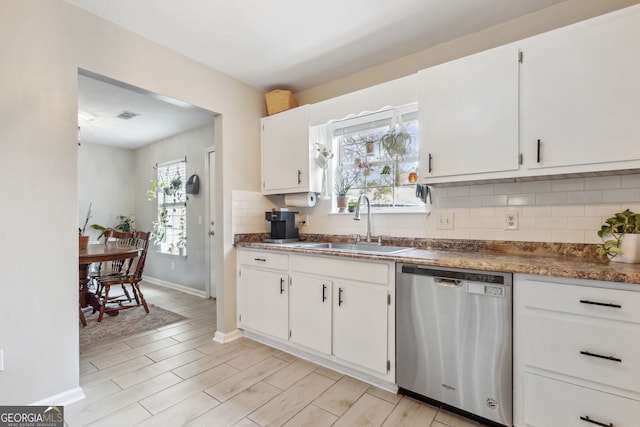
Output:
top-left (91, 214), bottom-right (136, 240)
top-left (595, 209), bottom-right (640, 262)
top-left (379, 128), bottom-right (410, 158)
top-left (148, 179), bottom-right (171, 245)
top-left (334, 168), bottom-right (360, 213)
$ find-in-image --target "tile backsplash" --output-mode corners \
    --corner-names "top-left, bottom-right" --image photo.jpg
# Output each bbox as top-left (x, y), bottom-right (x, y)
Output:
top-left (233, 174), bottom-right (640, 244)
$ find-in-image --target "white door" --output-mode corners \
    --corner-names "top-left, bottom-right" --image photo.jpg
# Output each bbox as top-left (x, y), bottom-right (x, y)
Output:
top-left (290, 275), bottom-right (332, 354)
top-left (207, 149), bottom-right (216, 298)
top-left (333, 280), bottom-right (388, 374)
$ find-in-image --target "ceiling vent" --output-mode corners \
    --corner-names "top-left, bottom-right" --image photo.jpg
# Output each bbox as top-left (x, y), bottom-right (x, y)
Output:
top-left (116, 110), bottom-right (141, 120)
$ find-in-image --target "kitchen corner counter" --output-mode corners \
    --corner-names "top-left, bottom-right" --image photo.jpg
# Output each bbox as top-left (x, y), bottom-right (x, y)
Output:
top-left (235, 235), bottom-right (640, 285)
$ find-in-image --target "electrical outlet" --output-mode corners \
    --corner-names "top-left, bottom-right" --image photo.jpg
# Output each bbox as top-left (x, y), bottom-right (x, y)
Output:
top-left (171, 262), bottom-right (175, 270)
top-left (436, 212), bottom-right (454, 230)
top-left (505, 212), bottom-right (519, 230)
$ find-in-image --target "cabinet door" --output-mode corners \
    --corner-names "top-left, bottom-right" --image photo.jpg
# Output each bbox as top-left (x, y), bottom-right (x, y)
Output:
top-left (289, 275), bottom-right (332, 354)
top-left (238, 267), bottom-right (288, 340)
top-left (333, 280), bottom-right (388, 374)
top-left (418, 43), bottom-right (520, 181)
top-left (521, 7), bottom-right (640, 171)
top-left (261, 106), bottom-right (311, 194)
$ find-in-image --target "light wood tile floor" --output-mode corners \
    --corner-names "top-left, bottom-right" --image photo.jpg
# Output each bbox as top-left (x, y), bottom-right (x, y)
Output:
top-left (68, 282), bottom-right (487, 427)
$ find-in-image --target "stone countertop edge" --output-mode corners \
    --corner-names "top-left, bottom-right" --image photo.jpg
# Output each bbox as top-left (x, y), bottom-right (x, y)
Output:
top-left (234, 234), bottom-right (640, 285)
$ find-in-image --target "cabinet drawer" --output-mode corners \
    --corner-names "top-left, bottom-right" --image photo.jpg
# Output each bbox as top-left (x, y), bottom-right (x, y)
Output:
top-left (520, 278), bottom-right (640, 324)
top-left (290, 254), bottom-right (389, 285)
top-left (238, 249), bottom-right (289, 270)
top-left (524, 372), bottom-right (640, 427)
top-left (523, 311), bottom-right (640, 394)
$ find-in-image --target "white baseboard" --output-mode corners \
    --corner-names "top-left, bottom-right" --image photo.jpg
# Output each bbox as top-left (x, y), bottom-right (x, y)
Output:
top-left (213, 329), bottom-right (242, 344)
top-left (31, 386), bottom-right (85, 406)
top-left (143, 275), bottom-right (207, 298)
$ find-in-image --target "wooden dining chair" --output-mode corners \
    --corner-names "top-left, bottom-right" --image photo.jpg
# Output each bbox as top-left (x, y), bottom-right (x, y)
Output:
top-left (90, 229), bottom-right (136, 301)
top-left (95, 231), bottom-right (151, 322)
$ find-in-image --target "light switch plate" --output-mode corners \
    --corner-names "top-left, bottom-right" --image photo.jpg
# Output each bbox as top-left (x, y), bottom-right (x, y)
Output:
top-left (436, 212), bottom-right (454, 230)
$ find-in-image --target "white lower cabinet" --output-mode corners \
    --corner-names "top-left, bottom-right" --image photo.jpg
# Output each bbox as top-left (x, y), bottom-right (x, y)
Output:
top-left (524, 373), bottom-right (640, 427)
top-left (514, 274), bottom-right (640, 426)
top-left (237, 248), bottom-right (395, 387)
top-left (289, 274), bottom-right (332, 355)
top-left (237, 249), bottom-right (289, 341)
top-left (238, 267), bottom-right (289, 341)
top-left (333, 279), bottom-right (389, 374)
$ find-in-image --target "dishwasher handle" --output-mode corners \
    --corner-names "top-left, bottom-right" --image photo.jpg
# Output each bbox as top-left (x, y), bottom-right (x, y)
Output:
top-left (434, 277), bottom-right (463, 287)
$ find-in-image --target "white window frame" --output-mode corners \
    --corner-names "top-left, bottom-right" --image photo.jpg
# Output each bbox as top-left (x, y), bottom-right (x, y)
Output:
top-left (331, 103), bottom-right (424, 213)
top-left (155, 159), bottom-right (187, 256)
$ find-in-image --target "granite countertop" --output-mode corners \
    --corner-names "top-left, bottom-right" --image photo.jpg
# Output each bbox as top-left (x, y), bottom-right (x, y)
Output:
top-left (235, 234), bottom-right (640, 285)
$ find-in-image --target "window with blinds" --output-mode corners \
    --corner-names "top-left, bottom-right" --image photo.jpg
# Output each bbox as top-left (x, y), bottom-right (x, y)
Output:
top-left (154, 159), bottom-right (187, 256)
top-left (332, 103), bottom-right (422, 210)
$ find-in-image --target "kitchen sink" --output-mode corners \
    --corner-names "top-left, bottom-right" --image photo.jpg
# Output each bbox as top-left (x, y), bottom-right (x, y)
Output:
top-left (280, 242), bottom-right (413, 254)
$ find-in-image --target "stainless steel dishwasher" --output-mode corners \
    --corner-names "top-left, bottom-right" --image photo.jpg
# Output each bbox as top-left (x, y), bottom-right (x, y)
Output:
top-left (396, 264), bottom-right (513, 427)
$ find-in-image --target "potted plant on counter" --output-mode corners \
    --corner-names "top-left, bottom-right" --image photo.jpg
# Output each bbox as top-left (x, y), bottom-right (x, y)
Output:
top-left (334, 168), bottom-right (360, 213)
top-left (595, 208), bottom-right (640, 263)
top-left (79, 203), bottom-right (92, 249)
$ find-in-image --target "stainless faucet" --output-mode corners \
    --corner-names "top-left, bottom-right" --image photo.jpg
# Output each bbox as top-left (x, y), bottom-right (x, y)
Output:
top-left (354, 194), bottom-right (376, 244)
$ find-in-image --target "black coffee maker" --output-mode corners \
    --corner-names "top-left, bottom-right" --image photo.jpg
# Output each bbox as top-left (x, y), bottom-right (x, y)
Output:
top-left (264, 209), bottom-right (299, 242)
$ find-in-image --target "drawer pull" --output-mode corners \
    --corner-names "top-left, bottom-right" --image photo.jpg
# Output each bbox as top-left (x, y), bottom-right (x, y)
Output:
top-left (579, 299), bottom-right (622, 309)
top-left (579, 415), bottom-right (614, 427)
top-left (579, 350), bottom-right (622, 363)
top-left (254, 258), bottom-right (267, 262)
top-left (338, 287), bottom-right (343, 306)
top-left (280, 278), bottom-right (285, 294)
top-left (322, 284), bottom-right (327, 302)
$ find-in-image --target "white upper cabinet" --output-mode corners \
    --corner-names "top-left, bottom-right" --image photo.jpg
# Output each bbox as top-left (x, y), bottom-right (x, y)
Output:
top-left (261, 105), bottom-right (322, 195)
top-left (520, 5), bottom-right (640, 175)
top-left (418, 43), bottom-right (520, 183)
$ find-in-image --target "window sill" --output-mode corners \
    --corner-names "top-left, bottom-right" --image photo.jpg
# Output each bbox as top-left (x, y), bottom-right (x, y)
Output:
top-left (156, 250), bottom-right (187, 257)
top-left (329, 207), bottom-right (429, 216)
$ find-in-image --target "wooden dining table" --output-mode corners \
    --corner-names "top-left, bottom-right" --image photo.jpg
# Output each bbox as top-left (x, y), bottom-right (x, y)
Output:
top-left (79, 243), bottom-right (140, 326)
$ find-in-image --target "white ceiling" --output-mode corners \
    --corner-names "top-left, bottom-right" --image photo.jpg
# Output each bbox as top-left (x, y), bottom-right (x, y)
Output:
top-left (72, 0), bottom-right (566, 149)
top-left (69, 0), bottom-right (565, 92)
top-left (77, 73), bottom-right (215, 149)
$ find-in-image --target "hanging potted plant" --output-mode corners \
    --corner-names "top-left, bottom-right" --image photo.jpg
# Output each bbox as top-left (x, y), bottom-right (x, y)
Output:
top-left (379, 128), bottom-right (410, 159)
top-left (595, 209), bottom-right (640, 263)
top-left (177, 213), bottom-right (187, 256)
top-left (148, 179), bottom-right (171, 245)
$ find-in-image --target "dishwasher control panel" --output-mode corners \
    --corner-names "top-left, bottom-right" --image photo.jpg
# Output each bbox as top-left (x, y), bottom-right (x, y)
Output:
top-left (467, 282), bottom-right (506, 298)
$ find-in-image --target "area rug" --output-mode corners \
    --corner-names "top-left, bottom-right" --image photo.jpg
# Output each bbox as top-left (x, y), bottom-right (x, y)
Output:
top-left (80, 304), bottom-right (187, 351)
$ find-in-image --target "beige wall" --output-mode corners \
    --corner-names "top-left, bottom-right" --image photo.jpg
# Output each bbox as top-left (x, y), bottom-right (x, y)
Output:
top-left (78, 143), bottom-right (137, 242)
top-left (0, 0), bottom-right (263, 405)
top-left (296, 0), bottom-right (640, 104)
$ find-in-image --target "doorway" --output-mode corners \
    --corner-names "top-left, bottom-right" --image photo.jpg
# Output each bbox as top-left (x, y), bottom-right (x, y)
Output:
top-left (77, 69), bottom-right (218, 297)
